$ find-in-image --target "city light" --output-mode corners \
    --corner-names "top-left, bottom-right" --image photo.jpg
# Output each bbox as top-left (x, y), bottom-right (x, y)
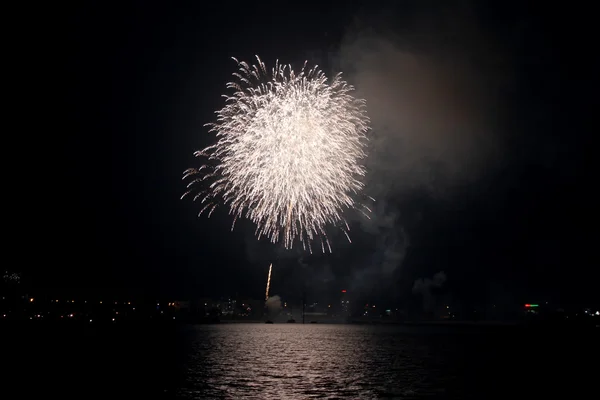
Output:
top-left (6, 292), bottom-right (597, 326)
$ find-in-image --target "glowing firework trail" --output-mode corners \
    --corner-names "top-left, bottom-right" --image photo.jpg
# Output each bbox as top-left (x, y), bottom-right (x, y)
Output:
top-left (182, 56), bottom-right (371, 252)
top-left (265, 263), bottom-right (272, 301)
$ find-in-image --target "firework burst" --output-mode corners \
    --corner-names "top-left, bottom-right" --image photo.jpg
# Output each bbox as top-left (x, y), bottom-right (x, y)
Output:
top-left (182, 56), bottom-right (371, 253)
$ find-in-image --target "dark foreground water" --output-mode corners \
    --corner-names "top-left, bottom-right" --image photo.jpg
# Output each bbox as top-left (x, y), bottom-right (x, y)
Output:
top-left (4, 322), bottom-right (597, 399)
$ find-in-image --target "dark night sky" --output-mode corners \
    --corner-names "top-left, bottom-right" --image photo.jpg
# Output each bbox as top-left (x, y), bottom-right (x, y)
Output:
top-left (14, 1), bottom-right (595, 306)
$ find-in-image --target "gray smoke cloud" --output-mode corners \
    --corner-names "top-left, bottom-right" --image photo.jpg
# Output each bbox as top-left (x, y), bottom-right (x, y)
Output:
top-left (265, 295), bottom-right (282, 314)
top-left (412, 271), bottom-right (447, 311)
top-left (335, 3), bottom-right (511, 284)
top-left (347, 199), bottom-right (409, 294)
top-left (360, 200), bottom-right (407, 274)
top-left (339, 33), bottom-right (507, 197)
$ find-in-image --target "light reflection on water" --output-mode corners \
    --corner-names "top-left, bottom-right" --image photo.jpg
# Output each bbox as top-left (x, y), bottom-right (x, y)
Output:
top-left (177, 324), bottom-right (471, 399)
top-left (8, 322), bottom-right (594, 398)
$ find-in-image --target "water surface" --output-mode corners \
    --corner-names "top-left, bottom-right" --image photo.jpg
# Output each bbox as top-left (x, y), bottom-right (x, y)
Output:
top-left (7, 322), bottom-right (595, 399)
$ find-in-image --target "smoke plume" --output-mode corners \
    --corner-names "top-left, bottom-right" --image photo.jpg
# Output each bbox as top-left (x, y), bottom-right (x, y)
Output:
top-left (338, 4), bottom-right (510, 198)
top-left (333, 2), bottom-right (512, 289)
top-left (265, 295), bottom-right (282, 314)
top-left (412, 271), bottom-right (447, 312)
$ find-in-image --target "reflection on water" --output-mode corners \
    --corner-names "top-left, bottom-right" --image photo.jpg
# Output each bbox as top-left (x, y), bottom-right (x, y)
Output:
top-left (182, 324), bottom-right (450, 398)
top-left (8, 322), bottom-right (595, 399)
top-left (173, 324), bottom-right (551, 399)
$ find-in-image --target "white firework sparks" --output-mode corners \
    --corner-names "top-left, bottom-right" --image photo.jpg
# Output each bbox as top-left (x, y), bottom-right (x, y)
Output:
top-left (182, 56), bottom-right (370, 253)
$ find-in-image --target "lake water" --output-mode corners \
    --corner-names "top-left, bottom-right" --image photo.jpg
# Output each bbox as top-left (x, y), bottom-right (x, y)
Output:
top-left (6, 322), bottom-right (596, 398)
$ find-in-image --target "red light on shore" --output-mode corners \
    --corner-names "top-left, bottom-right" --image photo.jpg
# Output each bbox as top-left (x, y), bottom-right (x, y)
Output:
top-left (341, 290), bottom-right (347, 293)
